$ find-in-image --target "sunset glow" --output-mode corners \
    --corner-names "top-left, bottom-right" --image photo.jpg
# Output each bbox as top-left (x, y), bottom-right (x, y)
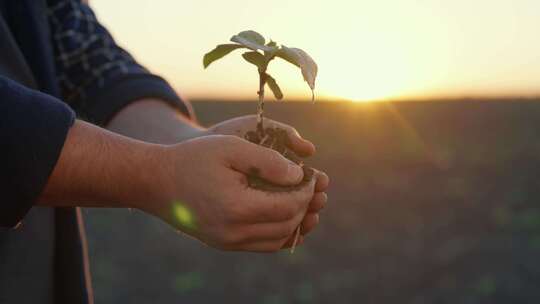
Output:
top-left (91, 0), bottom-right (540, 101)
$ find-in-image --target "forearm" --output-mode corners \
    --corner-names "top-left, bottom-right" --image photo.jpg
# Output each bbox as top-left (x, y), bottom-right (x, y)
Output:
top-left (38, 120), bottom-right (163, 208)
top-left (39, 98), bottom-right (202, 208)
top-left (107, 99), bottom-right (204, 144)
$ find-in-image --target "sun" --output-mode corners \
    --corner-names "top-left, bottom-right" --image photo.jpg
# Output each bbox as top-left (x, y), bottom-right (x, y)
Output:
top-left (317, 52), bottom-right (410, 103)
top-left (338, 89), bottom-right (393, 103)
top-left (311, 28), bottom-right (417, 104)
top-left (322, 77), bottom-right (404, 103)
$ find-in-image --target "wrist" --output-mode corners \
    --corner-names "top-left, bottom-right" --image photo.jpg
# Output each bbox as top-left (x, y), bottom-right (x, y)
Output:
top-left (122, 142), bottom-right (171, 211)
top-left (39, 120), bottom-right (169, 209)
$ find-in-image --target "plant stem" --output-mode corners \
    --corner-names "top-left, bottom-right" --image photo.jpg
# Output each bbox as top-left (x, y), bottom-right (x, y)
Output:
top-left (256, 71), bottom-right (267, 136)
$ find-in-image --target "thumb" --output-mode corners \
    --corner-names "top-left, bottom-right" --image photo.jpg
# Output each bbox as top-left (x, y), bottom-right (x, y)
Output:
top-left (226, 139), bottom-right (304, 186)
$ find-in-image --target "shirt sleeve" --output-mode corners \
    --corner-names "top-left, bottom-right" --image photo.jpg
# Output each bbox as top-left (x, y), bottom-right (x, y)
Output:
top-left (46, 0), bottom-right (194, 126)
top-left (0, 76), bottom-right (75, 228)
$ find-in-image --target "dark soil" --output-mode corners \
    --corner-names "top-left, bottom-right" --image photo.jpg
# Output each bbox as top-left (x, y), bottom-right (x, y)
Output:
top-left (244, 125), bottom-right (314, 192)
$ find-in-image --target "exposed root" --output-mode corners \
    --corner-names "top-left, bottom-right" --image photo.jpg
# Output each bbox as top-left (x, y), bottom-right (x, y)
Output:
top-left (290, 226), bottom-right (301, 254)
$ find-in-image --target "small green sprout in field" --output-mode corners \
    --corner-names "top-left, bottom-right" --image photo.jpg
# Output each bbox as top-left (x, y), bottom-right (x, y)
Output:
top-left (203, 30), bottom-right (318, 131)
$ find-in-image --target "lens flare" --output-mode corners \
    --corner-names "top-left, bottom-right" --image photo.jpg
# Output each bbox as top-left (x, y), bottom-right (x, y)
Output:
top-left (172, 201), bottom-right (196, 230)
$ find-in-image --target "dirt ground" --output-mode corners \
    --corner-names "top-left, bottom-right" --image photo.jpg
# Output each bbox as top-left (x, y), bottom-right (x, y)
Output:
top-left (85, 100), bottom-right (540, 303)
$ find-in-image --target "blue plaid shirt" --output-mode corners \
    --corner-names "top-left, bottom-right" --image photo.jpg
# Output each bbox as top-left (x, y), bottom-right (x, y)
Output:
top-left (0, 1), bottom-right (193, 303)
top-left (46, 0), bottom-right (192, 124)
top-left (0, 0), bottom-right (195, 228)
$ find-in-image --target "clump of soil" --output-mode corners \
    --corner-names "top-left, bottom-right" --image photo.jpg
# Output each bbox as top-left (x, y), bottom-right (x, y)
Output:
top-left (244, 126), bottom-right (314, 192)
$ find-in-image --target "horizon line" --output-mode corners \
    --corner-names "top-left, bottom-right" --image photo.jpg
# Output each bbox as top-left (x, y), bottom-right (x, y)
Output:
top-left (189, 95), bottom-right (540, 103)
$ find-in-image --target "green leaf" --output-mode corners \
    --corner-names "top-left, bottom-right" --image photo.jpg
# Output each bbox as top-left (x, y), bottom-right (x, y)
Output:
top-left (231, 30), bottom-right (274, 52)
top-left (203, 44), bottom-right (245, 68)
top-left (276, 46), bottom-right (318, 92)
top-left (242, 51), bottom-right (266, 70)
top-left (265, 74), bottom-right (284, 100)
top-left (263, 40), bottom-right (279, 59)
top-left (239, 30), bottom-right (265, 45)
top-left (266, 40), bottom-right (278, 48)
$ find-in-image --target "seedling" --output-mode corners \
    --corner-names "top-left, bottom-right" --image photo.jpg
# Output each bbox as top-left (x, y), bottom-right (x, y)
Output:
top-left (203, 30), bottom-right (318, 132)
top-left (203, 30), bottom-right (319, 253)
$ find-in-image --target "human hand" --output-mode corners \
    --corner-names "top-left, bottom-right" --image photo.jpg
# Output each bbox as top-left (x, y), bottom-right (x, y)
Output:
top-left (206, 115), bottom-right (330, 248)
top-left (205, 115), bottom-right (316, 157)
top-left (141, 135), bottom-right (318, 252)
top-left (281, 168), bottom-right (329, 249)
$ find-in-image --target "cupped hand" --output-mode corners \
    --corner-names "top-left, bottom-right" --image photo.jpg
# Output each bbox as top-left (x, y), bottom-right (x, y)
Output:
top-left (206, 115), bottom-right (330, 250)
top-left (143, 135), bottom-right (318, 252)
top-left (205, 115), bottom-right (316, 157)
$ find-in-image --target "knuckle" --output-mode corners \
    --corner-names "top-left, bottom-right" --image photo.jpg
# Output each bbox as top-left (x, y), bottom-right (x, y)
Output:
top-left (218, 243), bottom-right (239, 252)
top-left (219, 229), bottom-right (243, 245)
top-left (303, 214), bottom-right (320, 233)
top-left (314, 214), bottom-right (320, 225)
top-left (273, 244), bottom-right (284, 252)
top-left (321, 192), bottom-right (328, 202)
top-left (307, 213), bottom-right (319, 226)
top-left (269, 242), bottom-right (283, 252)
top-left (210, 224), bottom-right (242, 247)
top-left (285, 221), bottom-right (298, 236)
top-left (280, 237), bottom-right (292, 248)
top-left (313, 193), bottom-right (327, 208)
top-left (298, 186), bottom-right (316, 203)
top-left (223, 193), bottom-right (252, 222)
top-left (226, 201), bottom-right (247, 223)
top-left (317, 171), bottom-right (330, 188)
top-left (276, 222), bottom-right (296, 239)
top-left (280, 204), bottom-right (298, 221)
top-left (320, 171), bottom-right (330, 182)
top-left (265, 151), bottom-right (288, 174)
top-left (258, 246), bottom-right (274, 253)
top-left (310, 201), bottom-right (322, 212)
top-left (265, 148), bottom-right (284, 163)
top-left (294, 192), bottom-right (311, 209)
top-left (222, 134), bottom-right (243, 146)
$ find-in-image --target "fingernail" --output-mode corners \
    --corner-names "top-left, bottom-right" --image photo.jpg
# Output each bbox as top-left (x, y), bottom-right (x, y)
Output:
top-left (309, 142), bottom-right (316, 153)
top-left (301, 139), bottom-right (315, 153)
top-left (287, 162), bottom-right (304, 183)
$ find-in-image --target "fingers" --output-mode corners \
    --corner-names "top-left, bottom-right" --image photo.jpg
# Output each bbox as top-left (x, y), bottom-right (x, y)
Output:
top-left (225, 210), bottom-right (320, 252)
top-left (225, 204), bottom-right (319, 246)
top-left (225, 137), bottom-right (304, 186)
top-left (281, 234), bottom-right (304, 249)
top-left (225, 149), bottom-right (326, 225)
top-left (308, 192), bottom-right (327, 213)
top-left (314, 170), bottom-right (330, 193)
top-left (305, 170), bottom-right (329, 213)
top-left (300, 213), bottom-right (320, 235)
top-left (211, 132), bottom-right (326, 253)
top-left (241, 212), bottom-right (319, 252)
top-left (221, 209), bottom-right (320, 253)
top-left (229, 215), bottom-right (303, 244)
top-left (236, 236), bottom-right (293, 252)
top-left (286, 130), bottom-right (315, 157)
top-left (234, 174), bottom-right (316, 223)
top-left (280, 212), bottom-right (319, 250)
top-left (270, 121), bottom-right (315, 157)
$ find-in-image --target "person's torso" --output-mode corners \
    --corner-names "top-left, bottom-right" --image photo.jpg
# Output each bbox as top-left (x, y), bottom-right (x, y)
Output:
top-left (0, 1), bottom-right (89, 303)
top-left (0, 2), bottom-right (57, 303)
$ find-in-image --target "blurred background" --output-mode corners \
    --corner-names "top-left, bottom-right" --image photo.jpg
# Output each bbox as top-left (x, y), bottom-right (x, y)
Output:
top-left (85, 0), bottom-right (540, 303)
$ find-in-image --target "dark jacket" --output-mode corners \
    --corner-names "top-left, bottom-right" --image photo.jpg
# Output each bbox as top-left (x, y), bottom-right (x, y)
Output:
top-left (0, 0), bottom-right (191, 303)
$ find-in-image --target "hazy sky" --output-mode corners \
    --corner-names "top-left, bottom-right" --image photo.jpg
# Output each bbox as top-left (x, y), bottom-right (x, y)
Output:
top-left (91, 0), bottom-right (540, 102)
